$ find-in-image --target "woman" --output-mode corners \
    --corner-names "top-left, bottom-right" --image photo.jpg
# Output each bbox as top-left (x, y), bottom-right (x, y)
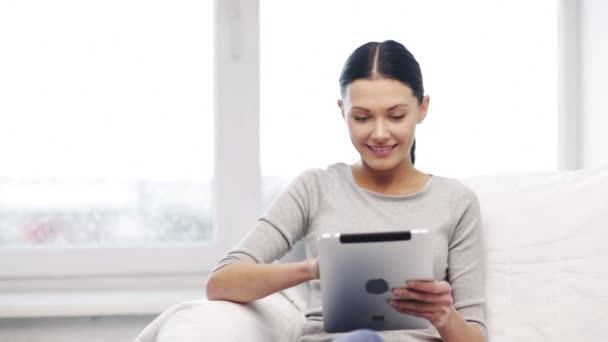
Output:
top-left (206, 40), bottom-right (487, 342)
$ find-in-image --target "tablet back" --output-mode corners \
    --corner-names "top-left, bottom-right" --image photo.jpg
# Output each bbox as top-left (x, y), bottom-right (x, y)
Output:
top-left (318, 230), bottom-right (434, 333)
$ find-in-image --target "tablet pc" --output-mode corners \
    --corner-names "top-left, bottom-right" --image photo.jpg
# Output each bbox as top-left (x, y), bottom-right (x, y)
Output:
top-left (318, 230), bottom-right (434, 333)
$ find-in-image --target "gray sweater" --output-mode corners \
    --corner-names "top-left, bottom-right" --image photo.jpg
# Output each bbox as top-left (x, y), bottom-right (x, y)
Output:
top-left (213, 163), bottom-right (487, 342)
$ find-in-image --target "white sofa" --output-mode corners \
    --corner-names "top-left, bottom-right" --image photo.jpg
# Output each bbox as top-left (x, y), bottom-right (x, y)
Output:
top-left (135, 166), bottom-right (608, 342)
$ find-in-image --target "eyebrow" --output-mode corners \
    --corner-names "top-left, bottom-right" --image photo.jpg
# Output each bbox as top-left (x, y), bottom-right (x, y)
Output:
top-left (350, 104), bottom-right (409, 112)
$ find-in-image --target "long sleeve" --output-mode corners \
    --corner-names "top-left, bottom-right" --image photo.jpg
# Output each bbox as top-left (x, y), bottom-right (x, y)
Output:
top-left (448, 188), bottom-right (487, 338)
top-left (212, 169), bottom-right (323, 272)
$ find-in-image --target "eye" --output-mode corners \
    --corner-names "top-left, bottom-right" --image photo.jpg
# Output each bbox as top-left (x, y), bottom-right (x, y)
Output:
top-left (390, 114), bottom-right (406, 120)
top-left (353, 116), bottom-right (370, 122)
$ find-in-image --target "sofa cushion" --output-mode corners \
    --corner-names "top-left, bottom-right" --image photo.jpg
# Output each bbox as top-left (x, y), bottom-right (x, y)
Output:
top-left (462, 166), bottom-right (608, 341)
top-left (135, 292), bottom-right (306, 342)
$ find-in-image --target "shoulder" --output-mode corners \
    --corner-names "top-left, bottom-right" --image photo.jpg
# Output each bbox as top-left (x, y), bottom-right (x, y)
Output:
top-left (432, 176), bottom-right (480, 209)
top-left (276, 164), bottom-right (346, 214)
top-left (291, 162), bottom-right (348, 189)
top-left (433, 177), bottom-right (482, 243)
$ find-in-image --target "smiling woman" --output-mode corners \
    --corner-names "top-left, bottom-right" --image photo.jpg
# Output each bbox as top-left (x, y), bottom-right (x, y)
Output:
top-left (341, 80), bottom-right (423, 166)
top-left (338, 76), bottom-right (428, 168)
top-left (207, 39), bottom-right (487, 342)
top-left (340, 78), bottom-right (430, 195)
top-left (336, 40), bottom-right (432, 195)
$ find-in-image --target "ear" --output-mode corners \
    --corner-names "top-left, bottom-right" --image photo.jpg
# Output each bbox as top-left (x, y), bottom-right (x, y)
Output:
top-left (337, 99), bottom-right (345, 119)
top-left (417, 95), bottom-right (430, 124)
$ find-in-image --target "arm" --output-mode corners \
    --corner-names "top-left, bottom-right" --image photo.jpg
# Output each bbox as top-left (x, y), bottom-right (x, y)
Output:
top-left (206, 170), bottom-right (324, 303)
top-left (206, 258), bottom-right (319, 303)
top-left (390, 280), bottom-right (485, 342)
top-left (437, 307), bottom-right (485, 342)
top-left (391, 188), bottom-right (487, 341)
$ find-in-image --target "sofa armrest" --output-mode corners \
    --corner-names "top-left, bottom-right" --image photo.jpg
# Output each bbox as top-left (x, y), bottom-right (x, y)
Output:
top-left (134, 291), bottom-right (306, 342)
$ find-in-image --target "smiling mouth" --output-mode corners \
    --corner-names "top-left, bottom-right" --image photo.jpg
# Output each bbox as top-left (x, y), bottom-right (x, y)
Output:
top-left (367, 144), bottom-right (398, 152)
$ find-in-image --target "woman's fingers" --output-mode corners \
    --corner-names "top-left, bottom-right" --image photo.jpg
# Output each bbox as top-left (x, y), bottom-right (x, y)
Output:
top-left (389, 280), bottom-right (456, 328)
top-left (407, 280), bottom-right (451, 294)
top-left (394, 307), bottom-right (443, 323)
top-left (389, 299), bottom-right (437, 314)
top-left (391, 288), bottom-right (453, 306)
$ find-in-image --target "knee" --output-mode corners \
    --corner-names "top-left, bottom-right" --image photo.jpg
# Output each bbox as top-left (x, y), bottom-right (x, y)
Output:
top-left (335, 329), bottom-right (384, 342)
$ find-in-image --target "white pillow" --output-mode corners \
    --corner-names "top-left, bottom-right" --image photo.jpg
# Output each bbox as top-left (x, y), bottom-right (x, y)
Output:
top-left (462, 166), bottom-right (608, 342)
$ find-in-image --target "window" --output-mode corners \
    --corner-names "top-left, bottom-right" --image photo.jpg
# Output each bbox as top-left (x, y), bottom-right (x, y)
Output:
top-left (0, 0), bottom-right (219, 277)
top-left (260, 0), bottom-right (558, 199)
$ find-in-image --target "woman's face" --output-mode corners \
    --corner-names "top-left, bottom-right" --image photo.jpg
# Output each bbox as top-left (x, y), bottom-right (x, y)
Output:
top-left (338, 77), bottom-right (429, 172)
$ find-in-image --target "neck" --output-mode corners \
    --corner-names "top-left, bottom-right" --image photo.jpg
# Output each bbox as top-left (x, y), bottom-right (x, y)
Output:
top-left (352, 160), bottom-right (425, 195)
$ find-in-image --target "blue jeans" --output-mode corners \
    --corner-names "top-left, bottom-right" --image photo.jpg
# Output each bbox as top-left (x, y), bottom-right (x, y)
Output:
top-left (332, 329), bottom-right (384, 342)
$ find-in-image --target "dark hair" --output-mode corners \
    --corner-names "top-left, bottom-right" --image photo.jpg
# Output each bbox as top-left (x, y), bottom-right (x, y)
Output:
top-left (339, 40), bottom-right (424, 164)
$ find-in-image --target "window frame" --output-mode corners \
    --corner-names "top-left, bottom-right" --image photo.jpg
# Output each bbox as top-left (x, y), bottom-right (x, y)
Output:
top-left (0, 0), bottom-right (260, 281)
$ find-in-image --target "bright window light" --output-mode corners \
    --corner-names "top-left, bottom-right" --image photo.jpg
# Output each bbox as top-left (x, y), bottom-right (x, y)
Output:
top-left (0, 0), bottom-right (214, 246)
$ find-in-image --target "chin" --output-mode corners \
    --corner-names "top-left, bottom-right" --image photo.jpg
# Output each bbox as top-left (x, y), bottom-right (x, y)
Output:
top-left (362, 157), bottom-right (401, 171)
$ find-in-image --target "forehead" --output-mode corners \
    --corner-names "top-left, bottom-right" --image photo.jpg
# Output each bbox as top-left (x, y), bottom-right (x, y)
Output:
top-left (344, 78), bottom-right (416, 110)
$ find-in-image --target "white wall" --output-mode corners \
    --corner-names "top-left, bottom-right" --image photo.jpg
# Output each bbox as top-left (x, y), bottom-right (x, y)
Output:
top-left (582, 0), bottom-right (608, 168)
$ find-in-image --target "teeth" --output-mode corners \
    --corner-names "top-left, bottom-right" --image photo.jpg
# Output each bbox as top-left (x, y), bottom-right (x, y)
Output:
top-left (371, 146), bottom-right (392, 151)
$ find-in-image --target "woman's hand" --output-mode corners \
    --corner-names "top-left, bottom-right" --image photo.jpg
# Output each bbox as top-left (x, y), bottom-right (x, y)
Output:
top-left (389, 280), bottom-right (455, 329)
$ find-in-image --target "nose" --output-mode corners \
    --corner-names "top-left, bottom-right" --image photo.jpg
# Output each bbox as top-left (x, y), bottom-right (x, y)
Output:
top-left (371, 119), bottom-right (390, 141)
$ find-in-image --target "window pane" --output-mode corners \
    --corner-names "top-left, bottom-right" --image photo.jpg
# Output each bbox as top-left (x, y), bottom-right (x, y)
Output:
top-left (261, 0), bottom-right (558, 199)
top-left (0, 0), bottom-right (214, 246)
